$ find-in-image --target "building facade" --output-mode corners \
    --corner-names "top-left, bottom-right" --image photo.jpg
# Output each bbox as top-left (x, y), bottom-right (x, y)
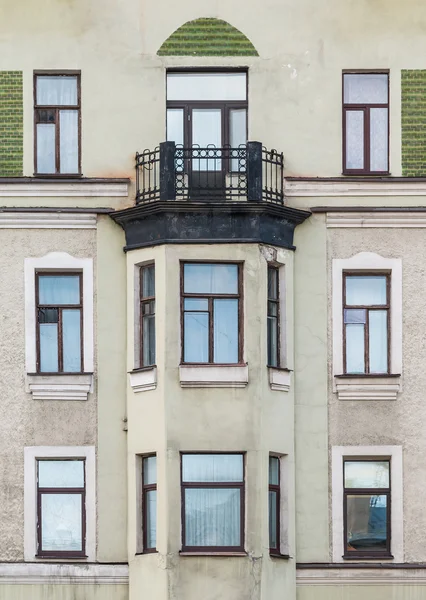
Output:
top-left (1, 0), bottom-right (426, 599)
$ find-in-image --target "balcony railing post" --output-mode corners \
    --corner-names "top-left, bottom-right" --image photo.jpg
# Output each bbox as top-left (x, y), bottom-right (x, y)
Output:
top-left (159, 141), bottom-right (176, 200)
top-left (247, 141), bottom-right (263, 202)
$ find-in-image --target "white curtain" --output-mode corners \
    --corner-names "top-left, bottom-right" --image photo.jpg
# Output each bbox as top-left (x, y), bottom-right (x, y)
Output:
top-left (37, 76), bottom-right (78, 106)
top-left (36, 124), bottom-right (55, 174)
top-left (60, 110), bottom-right (79, 173)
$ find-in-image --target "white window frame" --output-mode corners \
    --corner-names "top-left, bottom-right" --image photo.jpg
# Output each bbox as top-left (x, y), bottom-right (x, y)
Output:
top-left (24, 252), bottom-right (94, 374)
top-left (332, 252), bottom-right (402, 400)
top-left (331, 445), bottom-right (403, 563)
top-left (24, 446), bottom-right (96, 561)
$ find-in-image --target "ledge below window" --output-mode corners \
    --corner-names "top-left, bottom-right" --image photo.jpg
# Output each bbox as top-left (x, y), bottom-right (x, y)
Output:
top-left (26, 373), bottom-right (93, 401)
top-left (179, 551), bottom-right (247, 557)
top-left (269, 367), bottom-right (291, 392)
top-left (179, 364), bottom-right (249, 389)
top-left (129, 367), bottom-right (157, 393)
top-left (334, 374), bottom-right (401, 401)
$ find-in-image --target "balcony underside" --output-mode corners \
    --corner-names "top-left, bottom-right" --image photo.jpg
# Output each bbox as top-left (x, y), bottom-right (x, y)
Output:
top-left (111, 200), bottom-right (311, 251)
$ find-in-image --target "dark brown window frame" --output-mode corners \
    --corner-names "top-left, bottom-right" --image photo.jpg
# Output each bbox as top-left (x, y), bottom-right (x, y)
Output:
top-left (142, 454), bottom-right (157, 554)
top-left (180, 452), bottom-right (245, 553)
top-left (267, 266), bottom-right (280, 367)
top-left (34, 70), bottom-right (82, 177)
top-left (140, 264), bottom-right (156, 368)
top-left (180, 261), bottom-right (244, 365)
top-left (342, 71), bottom-right (389, 176)
top-left (36, 458), bottom-right (86, 559)
top-left (342, 271), bottom-right (391, 375)
top-left (269, 455), bottom-right (280, 555)
top-left (343, 458), bottom-right (391, 560)
top-left (166, 69), bottom-right (248, 174)
top-left (36, 271), bottom-right (84, 374)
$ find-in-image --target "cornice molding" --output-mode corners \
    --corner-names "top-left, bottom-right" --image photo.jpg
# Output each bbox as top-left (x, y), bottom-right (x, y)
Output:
top-left (285, 177), bottom-right (426, 197)
top-left (0, 212), bottom-right (97, 228)
top-left (327, 211), bottom-right (426, 228)
top-left (0, 563), bottom-right (128, 585)
top-left (0, 179), bottom-right (129, 197)
top-left (297, 568), bottom-right (426, 586)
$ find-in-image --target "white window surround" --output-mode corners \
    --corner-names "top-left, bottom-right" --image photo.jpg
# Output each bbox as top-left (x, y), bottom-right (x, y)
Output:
top-left (129, 367), bottom-right (157, 393)
top-left (24, 446), bottom-right (96, 562)
top-left (24, 252), bottom-right (94, 400)
top-left (331, 445), bottom-right (403, 563)
top-left (332, 252), bottom-right (402, 401)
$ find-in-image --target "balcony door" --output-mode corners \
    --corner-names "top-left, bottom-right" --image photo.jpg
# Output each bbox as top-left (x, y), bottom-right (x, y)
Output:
top-left (166, 71), bottom-right (247, 198)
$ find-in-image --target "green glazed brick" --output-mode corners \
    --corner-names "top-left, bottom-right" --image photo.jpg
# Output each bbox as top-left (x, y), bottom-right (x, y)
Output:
top-left (158, 18), bottom-right (258, 56)
top-left (0, 71), bottom-right (23, 176)
top-left (401, 70), bottom-right (426, 176)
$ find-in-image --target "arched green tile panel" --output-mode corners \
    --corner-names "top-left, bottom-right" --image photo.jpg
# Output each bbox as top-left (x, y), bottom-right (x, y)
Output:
top-left (158, 18), bottom-right (258, 57)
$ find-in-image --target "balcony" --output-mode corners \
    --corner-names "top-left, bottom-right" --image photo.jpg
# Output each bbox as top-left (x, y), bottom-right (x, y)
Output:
top-left (135, 141), bottom-right (284, 204)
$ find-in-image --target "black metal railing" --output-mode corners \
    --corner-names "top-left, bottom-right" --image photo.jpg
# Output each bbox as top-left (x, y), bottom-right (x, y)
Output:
top-left (135, 141), bottom-right (284, 204)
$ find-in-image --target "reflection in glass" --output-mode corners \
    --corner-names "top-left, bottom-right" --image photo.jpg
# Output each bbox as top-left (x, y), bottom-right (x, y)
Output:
top-left (344, 461), bottom-right (389, 489)
top-left (38, 460), bottom-right (84, 488)
top-left (346, 494), bottom-right (387, 552)
top-left (143, 456), bottom-right (157, 485)
top-left (269, 490), bottom-right (278, 549)
top-left (184, 264), bottom-right (238, 294)
top-left (369, 310), bottom-right (388, 373)
top-left (345, 276), bottom-right (387, 306)
top-left (213, 299), bottom-right (238, 363)
top-left (184, 313), bottom-right (209, 363)
top-left (41, 493), bottom-right (82, 551)
top-left (269, 457), bottom-right (279, 485)
top-left (39, 275), bottom-right (80, 305)
top-left (145, 490), bottom-right (157, 548)
top-left (345, 323), bottom-right (365, 374)
top-left (62, 309), bottom-right (81, 372)
top-left (40, 323), bottom-right (59, 372)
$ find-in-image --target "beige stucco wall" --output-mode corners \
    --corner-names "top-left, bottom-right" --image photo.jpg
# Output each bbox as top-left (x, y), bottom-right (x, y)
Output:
top-left (297, 584), bottom-right (426, 600)
top-left (0, 585), bottom-right (128, 600)
top-left (125, 243), bottom-right (296, 600)
top-left (327, 225), bottom-right (426, 562)
top-left (1, 0), bottom-right (426, 181)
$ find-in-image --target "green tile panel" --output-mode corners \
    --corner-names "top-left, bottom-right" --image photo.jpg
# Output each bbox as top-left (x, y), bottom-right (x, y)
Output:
top-left (401, 70), bottom-right (426, 177)
top-left (0, 71), bottom-right (23, 176)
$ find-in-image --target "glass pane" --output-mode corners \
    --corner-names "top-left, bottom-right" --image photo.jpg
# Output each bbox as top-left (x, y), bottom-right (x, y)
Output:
top-left (369, 311), bottom-right (388, 373)
top-left (40, 323), bottom-right (59, 372)
top-left (192, 109), bottom-right (222, 171)
top-left (343, 74), bottom-right (388, 104)
top-left (38, 460), bottom-right (85, 488)
top-left (344, 461), bottom-right (390, 489)
top-left (145, 489), bottom-right (157, 548)
top-left (268, 268), bottom-right (278, 299)
top-left (142, 265), bottom-right (155, 298)
top-left (213, 299), bottom-right (238, 363)
top-left (167, 109), bottom-right (184, 146)
top-left (37, 76), bottom-right (78, 106)
top-left (184, 313), bottom-right (209, 363)
top-left (59, 110), bottom-right (78, 173)
top-left (269, 490), bottom-right (278, 549)
top-left (346, 494), bottom-right (388, 553)
top-left (39, 275), bottom-right (80, 305)
top-left (41, 493), bottom-right (82, 552)
top-left (345, 111), bottom-right (364, 170)
top-left (230, 109), bottom-right (247, 171)
top-left (269, 457), bottom-right (279, 485)
top-left (370, 108), bottom-right (388, 172)
top-left (167, 73), bottom-right (247, 101)
top-left (268, 301), bottom-right (278, 317)
top-left (344, 309), bottom-right (366, 324)
top-left (37, 124), bottom-right (56, 174)
top-left (184, 298), bottom-right (209, 311)
top-left (143, 315), bottom-right (156, 366)
top-left (346, 276), bottom-right (387, 306)
top-left (267, 316), bottom-right (278, 367)
top-left (62, 309), bottom-right (81, 372)
top-left (182, 454), bottom-right (244, 482)
top-left (345, 323), bottom-right (365, 374)
top-left (184, 263), bottom-right (238, 294)
top-left (143, 456), bottom-right (157, 485)
top-left (185, 488), bottom-right (241, 547)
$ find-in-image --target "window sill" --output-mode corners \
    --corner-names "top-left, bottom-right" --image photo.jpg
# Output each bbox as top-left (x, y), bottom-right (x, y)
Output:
top-left (135, 550), bottom-right (158, 555)
top-left (268, 367), bottom-right (291, 392)
top-left (26, 373), bottom-right (93, 401)
top-left (129, 366), bottom-right (157, 393)
top-left (270, 552), bottom-right (291, 559)
top-left (179, 364), bottom-right (248, 389)
top-left (343, 554), bottom-right (394, 561)
top-left (334, 374), bottom-right (401, 401)
top-left (179, 551), bottom-right (247, 557)
top-left (35, 555), bottom-right (88, 560)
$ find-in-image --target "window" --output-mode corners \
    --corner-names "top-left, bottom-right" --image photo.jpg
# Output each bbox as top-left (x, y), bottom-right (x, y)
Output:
top-left (34, 72), bottom-right (81, 175)
top-left (36, 273), bottom-right (83, 373)
top-left (142, 455), bottom-right (157, 553)
top-left (167, 71), bottom-right (247, 173)
top-left (267, 267), bottom-right (279, 367)
top-left (140, 265), bottom-right (155, 367)
top-left (343, 72), bottom-right (389, 174)
top-left (181, 453), bottom-right (244, 552)
top-left (343, 459), bottom-right (391, 558)
top-left (269, 456), bottom-right (280, 554)
top-left (181, 263), bottom-right (242, 364)
top-left (343, 273), bottom-right (389, 375)
top-left (37, 459), bottom-right (86, 558)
